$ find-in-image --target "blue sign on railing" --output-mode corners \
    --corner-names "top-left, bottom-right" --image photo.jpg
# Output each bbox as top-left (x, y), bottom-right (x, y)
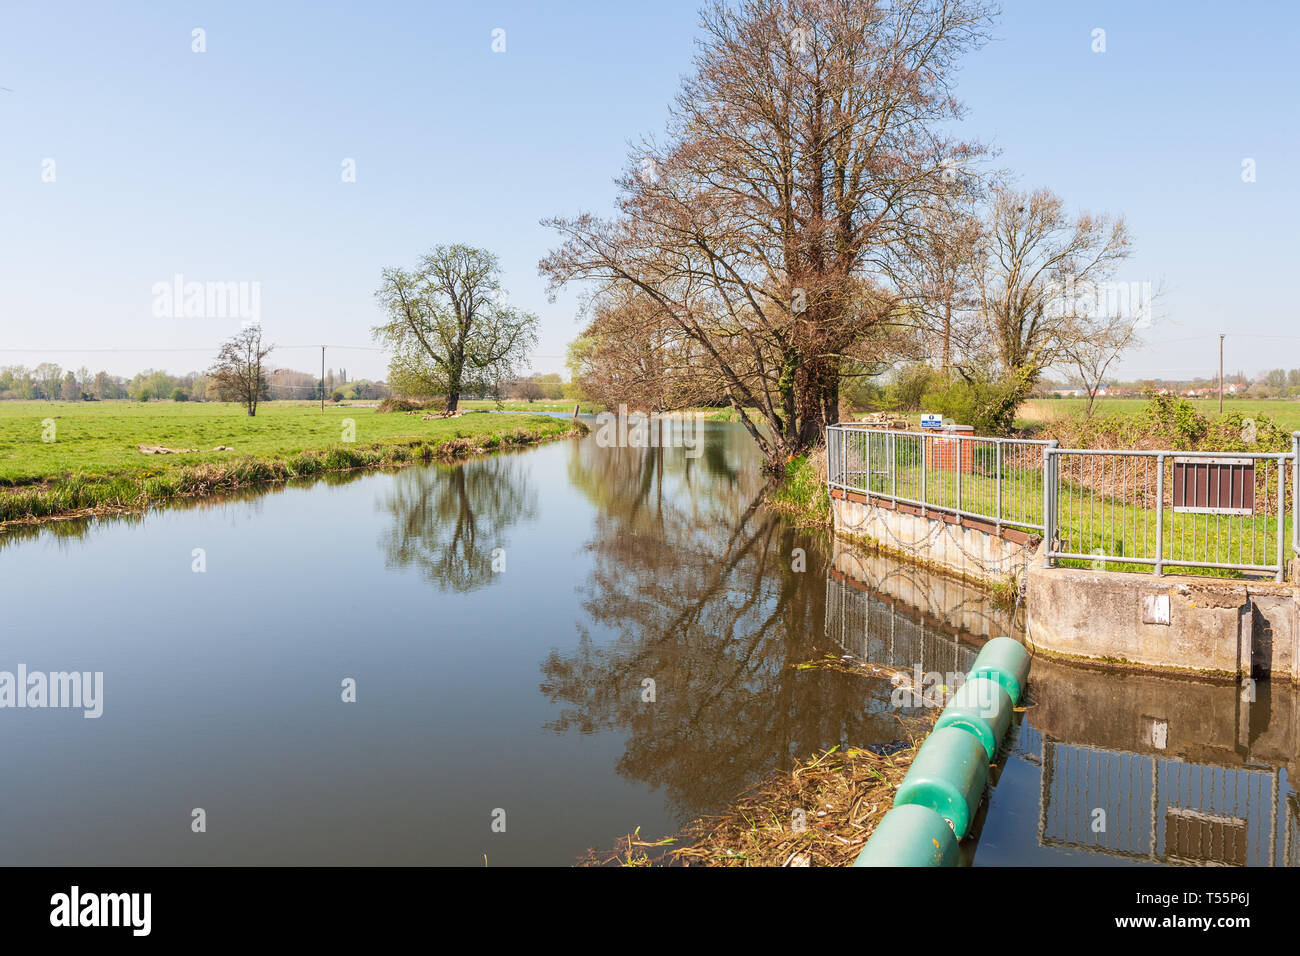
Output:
top-left (920, 414), bottom-right (943, 429)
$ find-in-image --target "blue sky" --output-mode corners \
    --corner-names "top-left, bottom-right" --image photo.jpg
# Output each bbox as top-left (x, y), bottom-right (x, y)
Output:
top-left (2, 0), bottom-right (1296, 383)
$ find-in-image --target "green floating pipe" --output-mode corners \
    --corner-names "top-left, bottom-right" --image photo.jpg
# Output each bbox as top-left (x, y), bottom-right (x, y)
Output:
top-left (893, 726), bottom-right (989, 840)
top-left (967, 636), bottom-right (1031, 706)
top-left (934, 676), bottom-right (1012, 761)
top-left (854, 804), bottom-right (960, 867)
top-left (854, 637), bottom-right (1031, 866)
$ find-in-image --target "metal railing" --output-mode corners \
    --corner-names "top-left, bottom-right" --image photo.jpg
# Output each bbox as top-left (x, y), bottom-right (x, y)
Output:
top-left (826, 423), bottom-right (1051, 533)
top-left (1044, 447), bottom-right (1294, 580)
top-left (826, 425), bottom-right (1300, 581)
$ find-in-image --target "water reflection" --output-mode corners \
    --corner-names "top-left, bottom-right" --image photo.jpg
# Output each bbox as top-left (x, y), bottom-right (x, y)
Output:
top-left (378, 454), bottom-right (536, 592)
top-left (543, 426), bottom-right (906, 821)
top-left (0, 466), bottom-right (381, 554)
top-left (1013, 660), bottom-right (1300, 866)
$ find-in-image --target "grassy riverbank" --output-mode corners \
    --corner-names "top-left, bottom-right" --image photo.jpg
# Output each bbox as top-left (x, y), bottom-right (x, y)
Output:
top-left (0, 400), bottom-right (584, 525)
top-left (766, 450), bottom-right (832, 527)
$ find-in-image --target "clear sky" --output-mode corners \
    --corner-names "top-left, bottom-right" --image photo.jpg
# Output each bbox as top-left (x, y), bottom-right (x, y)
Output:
top-left (2, 0), bottom-right (1296, 384)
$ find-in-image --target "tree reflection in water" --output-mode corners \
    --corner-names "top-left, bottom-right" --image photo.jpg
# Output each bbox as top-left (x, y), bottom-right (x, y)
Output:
top-left (543, 424), bottom-right (908, 822)
top-left (378, 453), bottom-right (537, 593)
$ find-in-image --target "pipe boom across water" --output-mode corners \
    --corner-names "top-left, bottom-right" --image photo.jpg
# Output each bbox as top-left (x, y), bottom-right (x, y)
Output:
top-left (855, 637), bottom-right (1030, 866)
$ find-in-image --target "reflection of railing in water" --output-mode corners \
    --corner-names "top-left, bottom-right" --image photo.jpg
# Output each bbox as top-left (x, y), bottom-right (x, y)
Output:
top-left (824, 573), bottom-right (979, 677)
top-left (1288, 795), bottom-right (1300, 867)
top-left (1035, 738), bottom-right (1296, 866)
top-left (1010, 720), bottom-right (1043, 767)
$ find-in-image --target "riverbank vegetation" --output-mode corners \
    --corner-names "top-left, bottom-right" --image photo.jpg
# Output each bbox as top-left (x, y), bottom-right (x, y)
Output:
top-left (0, 400), bottom-right (583, 524)
top-left (765, 450), bottom-right (831, 528)
top-left (669, 728), bottom-right (929, 866)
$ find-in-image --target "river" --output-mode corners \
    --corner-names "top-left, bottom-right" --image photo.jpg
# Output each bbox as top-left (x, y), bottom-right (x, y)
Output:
top-left (1, 421), bottom-right (1295, 865)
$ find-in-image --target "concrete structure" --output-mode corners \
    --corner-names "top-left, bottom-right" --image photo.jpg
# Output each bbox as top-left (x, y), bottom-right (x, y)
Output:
top-left (827, 538), bottom-right (1300, 865)
top-left (831, 489), bottom-right (1300, 681)
top-left (1026, 548), bottom-right (1300, 681)
top-left (830, 488), bottom-right (1038, 587)
top-left (832, 538), bottom-right (1017, 645)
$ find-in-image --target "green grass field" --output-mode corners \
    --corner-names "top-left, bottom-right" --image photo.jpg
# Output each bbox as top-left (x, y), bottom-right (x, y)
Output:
top-left (1017, 397), bottom-right (1300, 433)
top-left (0, 399), bottom-right (583, 523)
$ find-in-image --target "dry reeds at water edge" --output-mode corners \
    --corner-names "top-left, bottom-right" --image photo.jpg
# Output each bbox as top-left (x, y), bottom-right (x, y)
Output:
top-left (579, 660), bottom-right (934, 867)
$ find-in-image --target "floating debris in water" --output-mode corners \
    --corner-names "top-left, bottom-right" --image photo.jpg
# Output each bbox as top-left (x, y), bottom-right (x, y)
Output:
top-left (578, 714), bottom-right (934, 867)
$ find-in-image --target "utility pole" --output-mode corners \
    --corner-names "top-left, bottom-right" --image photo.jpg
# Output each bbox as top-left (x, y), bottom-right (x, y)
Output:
top-left (1219, 334), bottom-right (1224, 413)
top-left (321, 345), bottom-right (326, 412)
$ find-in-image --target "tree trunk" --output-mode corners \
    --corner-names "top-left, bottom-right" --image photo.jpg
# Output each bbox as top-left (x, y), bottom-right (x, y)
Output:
top-left (446, 344), bottom-right (465, 412)
top-left (942, 301), bottom-right (952, 380)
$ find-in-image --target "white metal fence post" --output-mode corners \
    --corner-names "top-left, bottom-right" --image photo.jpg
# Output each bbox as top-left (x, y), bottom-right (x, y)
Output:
top-left (995, 440), bottom-right (1003, 534)
top-left (1293, 432), bottom-right (1299, 576)
top-left (827, 426), bottom-right (835, 488)
top-left (1043, 442), bottom-right (1058, 568)
top-left (891, 431), bottom-right (897, 499)
top-left (955, 436), bottom-right (963, 518)
top-left (1276, 457), bottom-right (1286, 583)
top-left (863, 427), bottom-right (870, 495)
top-left (826, 424), bottom-right (837, 486)
top-left (920, 433), bottom-right (927, 516)
top-left (1155, 452), bottom-right (1165, 576)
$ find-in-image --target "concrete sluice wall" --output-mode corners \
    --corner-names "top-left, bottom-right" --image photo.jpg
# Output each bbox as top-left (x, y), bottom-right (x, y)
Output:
top-left (1027, 558), bottom-right (1300, 681)
top-left (831, 493), bottom-right (1037, 587)
top-left (828, 540), bottom-right (1300, 866)
top-left (827, 537), bottom-right (1021, 671)
top-left (832, 485), bottom-right (1300, 680)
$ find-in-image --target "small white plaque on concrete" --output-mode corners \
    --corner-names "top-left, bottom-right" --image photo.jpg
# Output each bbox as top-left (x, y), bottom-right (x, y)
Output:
top-left (1146, 717), bottom-right (1169, 750)
top-left (1142, 594), bottom-right (1171, 626)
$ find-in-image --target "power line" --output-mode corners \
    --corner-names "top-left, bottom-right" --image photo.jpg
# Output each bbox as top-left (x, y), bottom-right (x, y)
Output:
top-left (0, 345), bottom-right (572, 356)
top-left (0, 344), bottom-right (390, 353)
top-left (0, 346), bottom-right (573, 364)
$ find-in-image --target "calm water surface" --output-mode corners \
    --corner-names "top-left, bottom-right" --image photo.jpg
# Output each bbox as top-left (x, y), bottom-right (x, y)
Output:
top-left (1, 422), bottom-right (1294, 865)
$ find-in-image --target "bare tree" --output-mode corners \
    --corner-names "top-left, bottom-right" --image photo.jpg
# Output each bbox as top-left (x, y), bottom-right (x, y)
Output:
top-left (541, 0), bottom-right (995, 471)
top-left (971, 185), bottom-right (1133, 432)
top-left (374, 245), bottom-right (537, 412)
top-left (208, 325), bottom-right (273, 416)
top-left (894, 187), bottom-right (984, 379)
top-left (1067, 310), bottom-right (1149, 416)
top-left (568, 285), bottom-right (720, 412)
top-left (507, 376), bottom-right (545, 403)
